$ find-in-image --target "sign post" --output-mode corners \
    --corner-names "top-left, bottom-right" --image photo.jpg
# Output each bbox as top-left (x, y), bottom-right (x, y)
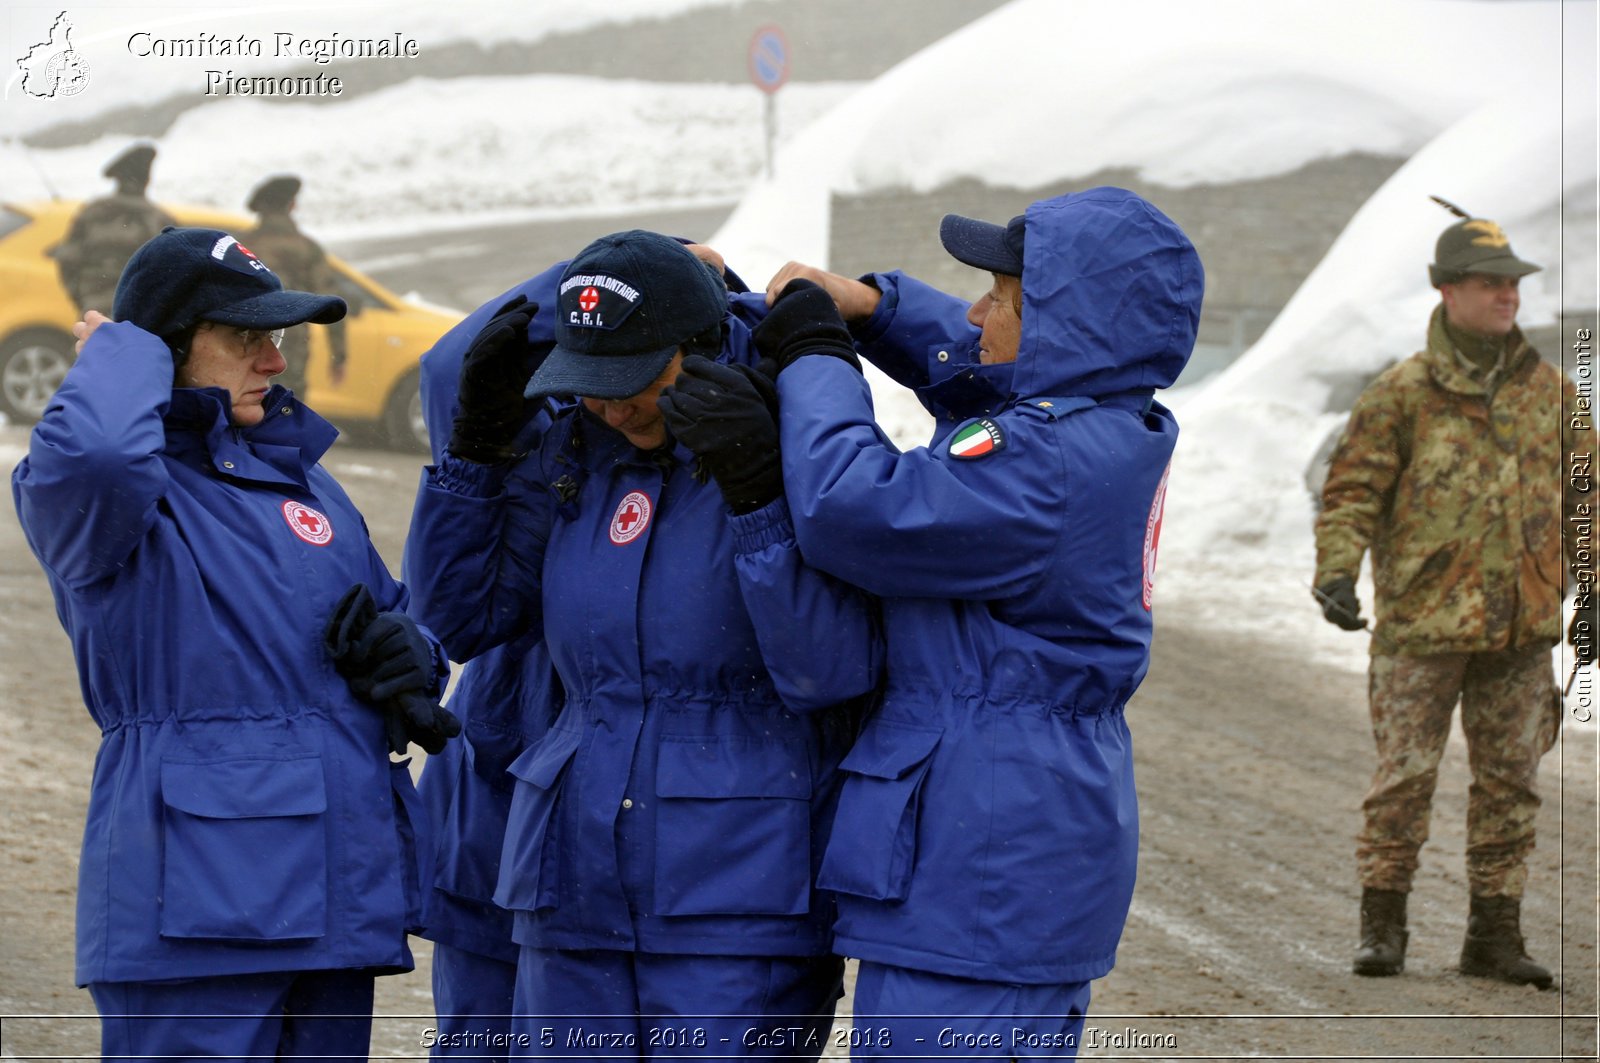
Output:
top-left (746, 25), bottom-right (790, 179)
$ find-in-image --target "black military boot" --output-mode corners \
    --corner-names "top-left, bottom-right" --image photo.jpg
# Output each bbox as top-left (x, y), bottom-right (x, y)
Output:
top-left (1459, 895), bottom-right (1553, 989)
top-left (1353, 887), bottom-right (1408, 976)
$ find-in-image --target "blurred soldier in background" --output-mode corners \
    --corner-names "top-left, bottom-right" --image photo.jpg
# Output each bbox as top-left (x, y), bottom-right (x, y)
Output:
top-left (1313, 207), bottom-right (1593, 988)
top-left (246, 174), bottom-right (349, 396)
top-left (51, 142), bottom-right (175, 316)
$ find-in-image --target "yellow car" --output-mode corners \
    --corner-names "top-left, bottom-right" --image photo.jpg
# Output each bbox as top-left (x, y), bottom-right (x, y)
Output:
top-left (0, 199), bottom-right (459, 452)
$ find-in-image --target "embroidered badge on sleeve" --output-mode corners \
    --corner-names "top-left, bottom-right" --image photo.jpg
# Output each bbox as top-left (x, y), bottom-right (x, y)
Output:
top-left (948, 418), bottom-right (1006, 460)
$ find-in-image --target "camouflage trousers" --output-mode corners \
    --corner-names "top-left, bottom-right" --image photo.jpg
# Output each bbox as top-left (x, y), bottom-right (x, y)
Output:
top-left (1358, 645), bottom-right (1561, 898)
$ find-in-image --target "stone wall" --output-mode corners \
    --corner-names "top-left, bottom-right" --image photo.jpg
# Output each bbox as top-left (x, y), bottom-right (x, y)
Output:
top-left (829, 152), bottom-right (1408, 382)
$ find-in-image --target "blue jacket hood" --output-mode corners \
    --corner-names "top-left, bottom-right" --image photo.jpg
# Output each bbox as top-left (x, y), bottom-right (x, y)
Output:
top-left (1011, 187), bottom-right (1203, 398)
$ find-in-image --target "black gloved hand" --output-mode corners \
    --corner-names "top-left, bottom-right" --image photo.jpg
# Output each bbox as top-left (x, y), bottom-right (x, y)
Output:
top-left (657, 355), bottom-right (782, 515)
top-left (348, 610), bottom-right (439, 701)
top-left (324, 583), bottom-right (461, 754)
top-left (752, 279), bottom-right (861, 376)
top-left (1314, 576), bottom-right (1367, 631)
top-left (325, 583), bottom-right (380, 673)
top-left (448, 294), bottom-right (547, 463)
top-left (1570, 606), bottom-right (1595, 667)
top-left (343, 607), bottom-right (458, 755)
top-left (388, 691), bottom-right (463, 755)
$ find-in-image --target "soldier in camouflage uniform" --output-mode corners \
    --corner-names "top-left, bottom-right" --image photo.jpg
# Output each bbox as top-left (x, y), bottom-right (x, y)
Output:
top-left (1313, 211), bottom-right (1594, 988)
top-left (244, 175), bottom-right (348, 397)
top-left (51, 144), bottom-right (175, 316)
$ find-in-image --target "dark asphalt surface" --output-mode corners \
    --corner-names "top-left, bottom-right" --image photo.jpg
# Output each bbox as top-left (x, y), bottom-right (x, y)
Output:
top-left (338, 204), bottom-right (735, 314)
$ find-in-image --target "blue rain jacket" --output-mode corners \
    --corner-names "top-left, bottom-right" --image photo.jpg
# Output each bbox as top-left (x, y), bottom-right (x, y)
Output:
top-left (405, 297), bottom-right (881, 958)
top-left (12, 322), bottom-right (439, 985)
top-left (410, 636), bottom-right (543, 964)
top-left (780, 188), bottom-right (1202, 984)
top-left (409, 269), bottom-right (568, 965)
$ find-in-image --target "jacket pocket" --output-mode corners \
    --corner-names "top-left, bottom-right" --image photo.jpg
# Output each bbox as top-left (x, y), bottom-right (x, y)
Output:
top-left (653, 735), bottom-right (812, 916)
top-left (495, 727), bottom-right (581, 913)
top-left (1380, 538), bottom-right (1486, 647)
top-left (435, 748), bottom-right (513, 905)
top-left (159, 756), bottom-right (328, 941)
top-left (389, 758), bottom-right (430, 933)
top-left (817, 720), bottom-right (942, 902)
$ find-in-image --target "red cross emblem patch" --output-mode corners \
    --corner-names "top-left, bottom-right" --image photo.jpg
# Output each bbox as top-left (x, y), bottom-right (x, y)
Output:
top-left (282, 500), bottom-right (335, 546)
top-left (1141, 462), bottom-right (1170, 611)
top-left (579, 286), bottom-right (600, 313)
top-left (609, 491), bottom-right (652, 546)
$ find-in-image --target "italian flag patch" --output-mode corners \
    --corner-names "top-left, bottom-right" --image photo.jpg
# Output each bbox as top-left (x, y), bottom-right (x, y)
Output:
top-left (948, 418), bottom-right (1006, 460)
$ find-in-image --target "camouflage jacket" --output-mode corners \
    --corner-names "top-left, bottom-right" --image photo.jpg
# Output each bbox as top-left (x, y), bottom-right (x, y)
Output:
top-left (51, 194), bottom-right (175, 314)
top-left (1315, 305), bottom-right (1593, 655)
top-left (243, 213), bottom-right (337, 292)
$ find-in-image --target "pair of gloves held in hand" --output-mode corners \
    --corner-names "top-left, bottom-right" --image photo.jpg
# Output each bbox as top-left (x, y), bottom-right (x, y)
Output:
top-left (446, 281), bottom-right (860, 516)
top-left (324, 583), bottom-right (459, 755)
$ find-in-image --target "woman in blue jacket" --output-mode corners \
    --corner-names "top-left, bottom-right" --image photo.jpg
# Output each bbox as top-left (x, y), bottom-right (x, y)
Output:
top-left (407, 264), bottom-right (567, 1063)
top-left (405, 231), bottom-right (879, 1056)
top-left (756, 188), bottom-right (1202, 1053)
top-left (12, 227), bottom-right (448, 1062)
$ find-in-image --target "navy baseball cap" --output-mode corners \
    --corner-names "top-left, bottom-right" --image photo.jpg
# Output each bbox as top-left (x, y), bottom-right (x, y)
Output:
top-left (112, 226), bottom-right (346, 341)
top-left (939, 212), bottom-right (1027, 276)
top-left (525, 230), bottom-right (726, 400)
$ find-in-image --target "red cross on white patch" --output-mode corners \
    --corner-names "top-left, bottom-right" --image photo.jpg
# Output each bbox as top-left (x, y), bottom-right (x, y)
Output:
top-left (609, 491), bottom-right (652, 546)
top-left (1141, 462), bottom-right (1170, 611)
top-left (282, 500), bottom-right (335, 546)
top-left (579, 286), bottom-right (601, 313)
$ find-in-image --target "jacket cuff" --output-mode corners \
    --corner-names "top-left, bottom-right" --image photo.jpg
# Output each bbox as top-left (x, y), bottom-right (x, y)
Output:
top-left (849, 272), bottom-right (898, 344)
top-left (432, 453), bottom-right (514, 496)
top-left (1313, 561), bottom-right (1357, 589)
top-left (730, 495), bottom-right (796, 554)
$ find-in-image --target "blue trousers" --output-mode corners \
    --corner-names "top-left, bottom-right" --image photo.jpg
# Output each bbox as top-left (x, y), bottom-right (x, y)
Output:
top-left (430, 941), bottom-right (519, 1061)
top-left (510, 947), bottom-right (844, 1061)
top-left (848, 962), bottom-right (1091, 1061)
top-left (89, 968), bottom-right (376, 1063)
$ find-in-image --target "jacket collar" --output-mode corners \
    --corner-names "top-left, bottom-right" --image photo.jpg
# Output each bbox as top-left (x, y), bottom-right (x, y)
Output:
top-left (1423, 303), bottom-right (1533, 397)
top-left (564, 406), bottom-right (691, 474)
top-left (916, 354), bottom-right (1017, 420)
top-left (163, 384), bottom-right (338, 489)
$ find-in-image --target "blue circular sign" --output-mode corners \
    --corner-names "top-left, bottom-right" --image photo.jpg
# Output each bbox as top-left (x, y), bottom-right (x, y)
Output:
top-left (747, 25), bottom-right (790, 94)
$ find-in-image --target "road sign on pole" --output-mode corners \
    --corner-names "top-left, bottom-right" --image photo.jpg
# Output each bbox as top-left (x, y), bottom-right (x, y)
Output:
top-left (747, 25), bottom-right (789, 178)
top-left (747, 25), bottom-right (790, 94)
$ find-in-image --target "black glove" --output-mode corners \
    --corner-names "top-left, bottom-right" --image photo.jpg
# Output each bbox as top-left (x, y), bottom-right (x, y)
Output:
top-left (1570, 606), bottom-right (1595, 667)
top-left (752, 279), bottom-right (861, 376)
top-left (384, 691), bottom-right (463, 756)
top-left (448, 294), bottom-right (547, 464)
top-left (657, 355), bottom-right (782, 515)
top-left (325, 583), bottom-right (380, 671)
top-left (347, 610), bottom-right (438, 701)
top-left (1314, 576), bottom-right (1367, 631)
top-left (324, 584), bottom-right (461, 755)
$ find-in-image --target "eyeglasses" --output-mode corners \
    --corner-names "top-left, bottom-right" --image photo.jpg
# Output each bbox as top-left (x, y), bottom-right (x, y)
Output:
top-left (235, 327), bottom-right (286, 348)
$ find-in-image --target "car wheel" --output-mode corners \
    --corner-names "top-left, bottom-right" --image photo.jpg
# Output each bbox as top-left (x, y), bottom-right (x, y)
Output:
top-left (382, 368), bottom-right (430, 454)
top-left (0, 329), bottom-right (76, 424)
